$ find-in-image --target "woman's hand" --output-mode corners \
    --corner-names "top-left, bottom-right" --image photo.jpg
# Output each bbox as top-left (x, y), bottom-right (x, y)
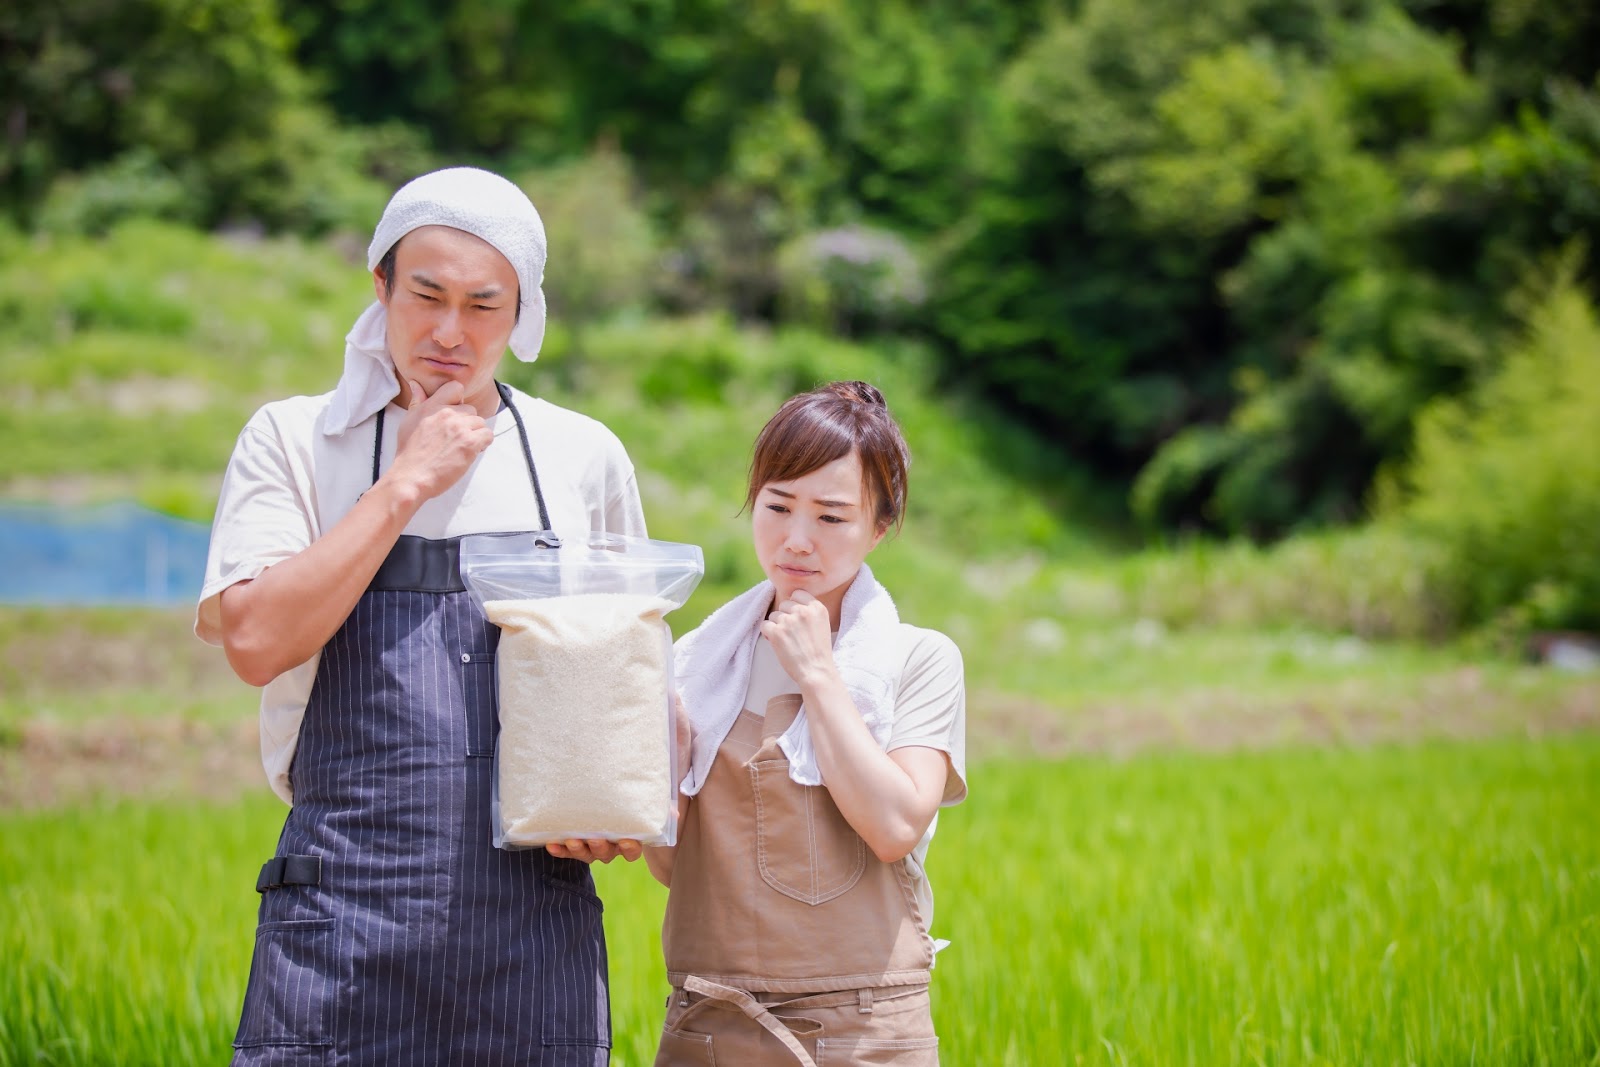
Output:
top-left (760, 590), bottom-right (840, 688)
top-left (672, 691), bottom-right (692, 774)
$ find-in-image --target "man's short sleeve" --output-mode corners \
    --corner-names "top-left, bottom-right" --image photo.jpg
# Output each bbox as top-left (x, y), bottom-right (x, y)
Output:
top-left (604, 468), bottom-right (648, 539)
top-left (194, 417), bottom-right (316, 645)
top-left (888, 627), bottom-right (968, 805)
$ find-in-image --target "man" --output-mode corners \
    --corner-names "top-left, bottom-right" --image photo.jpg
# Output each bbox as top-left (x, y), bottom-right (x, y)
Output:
top-left (196, 167), bottom-right (643, 1065)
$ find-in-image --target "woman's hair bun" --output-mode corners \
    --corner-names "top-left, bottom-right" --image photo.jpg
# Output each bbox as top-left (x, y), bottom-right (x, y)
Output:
top-left (832, 380), bottom-right (886, 407)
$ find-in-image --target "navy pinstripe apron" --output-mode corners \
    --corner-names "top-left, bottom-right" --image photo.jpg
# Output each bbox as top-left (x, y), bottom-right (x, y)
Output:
top-left (233, 383), bottom-right (610, 1066)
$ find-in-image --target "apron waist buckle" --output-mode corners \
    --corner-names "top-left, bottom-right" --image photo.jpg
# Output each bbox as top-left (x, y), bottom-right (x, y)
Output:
top-left (256, 854), bottom-right (323, 893)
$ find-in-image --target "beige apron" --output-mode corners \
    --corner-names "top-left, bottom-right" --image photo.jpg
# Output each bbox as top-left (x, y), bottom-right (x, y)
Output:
top-left (655, 696), bottom-right (941, 1066)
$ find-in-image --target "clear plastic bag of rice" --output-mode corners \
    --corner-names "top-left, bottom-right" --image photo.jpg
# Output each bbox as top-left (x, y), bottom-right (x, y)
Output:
top-left (460, 531), bottom-right (704, 850)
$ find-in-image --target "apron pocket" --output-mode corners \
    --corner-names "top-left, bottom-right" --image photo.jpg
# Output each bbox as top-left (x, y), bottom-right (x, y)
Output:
top-left (459, 651), bottom-right (498, 757)
top-left (815, 1036), bottom-right (939, 1065)
top-left (234, 918), bottom-right (337, 1049)
top-left (750, 758), bottom-right (867, 905)
top-left (537, 872), bottom-right (612, 1048)
top-left (656, 1028), bottom-right (717, 1065)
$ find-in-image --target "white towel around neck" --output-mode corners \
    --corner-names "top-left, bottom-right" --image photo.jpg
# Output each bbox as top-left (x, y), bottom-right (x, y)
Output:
top-left (324, 166), bottom-right (550, 437)
top-left (675, 563), bottom-right (902, 793)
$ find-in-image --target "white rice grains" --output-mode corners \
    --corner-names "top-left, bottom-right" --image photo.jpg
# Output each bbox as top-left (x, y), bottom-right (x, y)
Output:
top-left (484, 593), bottom-right (675, 847)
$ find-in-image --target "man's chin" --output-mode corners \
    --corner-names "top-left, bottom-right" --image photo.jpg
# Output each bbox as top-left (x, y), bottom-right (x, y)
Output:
top-left (398, 361), bottom-right (474, 394)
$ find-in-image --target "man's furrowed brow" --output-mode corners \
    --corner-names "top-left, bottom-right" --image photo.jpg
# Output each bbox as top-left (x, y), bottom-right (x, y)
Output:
top-left (406, 274), bottom-right (507, 302)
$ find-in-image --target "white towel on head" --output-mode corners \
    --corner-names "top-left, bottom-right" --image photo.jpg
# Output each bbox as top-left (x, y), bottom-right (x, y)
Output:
top-left (675, 563), bottom-right (902, 794)
top-left (324, 166), bottom-right (550, 437)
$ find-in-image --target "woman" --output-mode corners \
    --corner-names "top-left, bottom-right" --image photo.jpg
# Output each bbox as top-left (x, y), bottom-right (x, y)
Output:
top-left (647, 380), bottom-right (968, 1066)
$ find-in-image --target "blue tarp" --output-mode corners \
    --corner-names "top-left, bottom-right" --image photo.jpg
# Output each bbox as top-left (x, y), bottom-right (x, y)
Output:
top-left (0, 502), bottom-right (211, 606)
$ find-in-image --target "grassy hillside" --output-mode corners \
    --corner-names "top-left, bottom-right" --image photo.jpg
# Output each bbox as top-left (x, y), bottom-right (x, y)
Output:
top-left (0, 220), bottom-right (1103, 540)
top-left (1, 221), bottom-right (376, 511)
top-left (2, 221), bottom-right (1594, 747)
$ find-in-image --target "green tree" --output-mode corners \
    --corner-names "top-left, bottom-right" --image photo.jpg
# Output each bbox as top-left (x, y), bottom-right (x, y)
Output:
top-left (0, 0), bottom-right (411, 231)
top-left (934, 0), bottom-right (1600, 537)
top-left (516, 145), bottom-right (659, 354)
top-left (1379, 259), bottom-right (1600, 633)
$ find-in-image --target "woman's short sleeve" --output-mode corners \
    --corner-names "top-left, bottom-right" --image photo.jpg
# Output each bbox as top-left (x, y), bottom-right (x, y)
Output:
top-left (888, 627), bottom-right (968, 805)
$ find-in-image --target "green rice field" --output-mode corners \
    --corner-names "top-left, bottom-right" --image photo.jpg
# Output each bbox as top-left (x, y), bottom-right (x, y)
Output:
top-left (4, 738), bottom-right (1597, 1066)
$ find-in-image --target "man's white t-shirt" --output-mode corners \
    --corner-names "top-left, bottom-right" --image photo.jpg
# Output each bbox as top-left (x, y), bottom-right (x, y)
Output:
top-left (196, 385), bottom-right (647, 804)
top-left (743, 627), bottom-right (967, 929)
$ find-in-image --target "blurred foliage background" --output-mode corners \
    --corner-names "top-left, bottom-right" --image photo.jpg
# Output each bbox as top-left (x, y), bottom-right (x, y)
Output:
top-left (2, 0), bottom-right (1598, 643)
